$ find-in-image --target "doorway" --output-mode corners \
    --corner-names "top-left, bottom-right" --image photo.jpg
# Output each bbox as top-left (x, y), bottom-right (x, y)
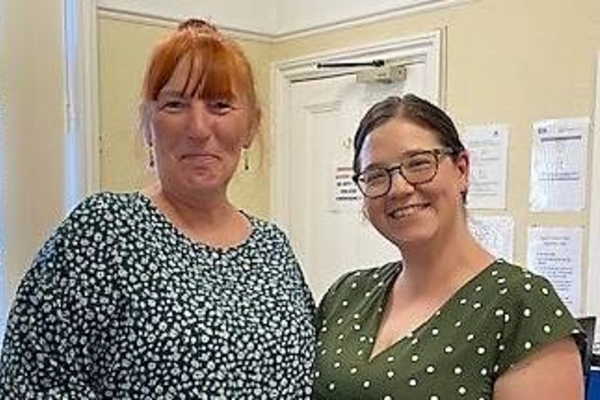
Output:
top-left (272, 31), bottom-right (444, 299)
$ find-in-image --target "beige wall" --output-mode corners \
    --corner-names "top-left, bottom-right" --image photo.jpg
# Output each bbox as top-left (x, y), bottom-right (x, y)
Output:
top-left (98, 0), bottom-right (600, 284)
top-left (269, 0), bottom-right (600, 270)
top-left (99, 0), bottom-right (600, 268)
top-left (98, 19), bottom-right (161, 193)
top-left (4, 0), bottom-right (591, 308)
top-left (98, 18), bottom-right (273, 218)
top-left (1, 0), bottom-right (597, 303)
top-left (0, 0), bottom-right (66, 302)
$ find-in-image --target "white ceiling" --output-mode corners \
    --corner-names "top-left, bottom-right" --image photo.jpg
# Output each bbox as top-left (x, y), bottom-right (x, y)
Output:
top-left (98, 0), bottom-right (468, 39)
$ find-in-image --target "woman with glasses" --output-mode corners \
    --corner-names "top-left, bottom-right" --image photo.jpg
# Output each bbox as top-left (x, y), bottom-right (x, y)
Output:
top-left (313, 94), bottom-right (584, 399)
top-left (0, 19), bottom-right (315, 398)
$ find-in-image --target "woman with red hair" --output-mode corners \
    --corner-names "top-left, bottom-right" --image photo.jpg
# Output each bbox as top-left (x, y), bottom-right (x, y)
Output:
top-left (0, 19), bottom-right (315, 399)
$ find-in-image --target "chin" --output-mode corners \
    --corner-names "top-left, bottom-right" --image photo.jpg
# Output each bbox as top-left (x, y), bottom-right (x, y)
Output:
top-left (181, 176), bottom-right (221, 191)
top-left (382, 226), bottom-right (437, 249)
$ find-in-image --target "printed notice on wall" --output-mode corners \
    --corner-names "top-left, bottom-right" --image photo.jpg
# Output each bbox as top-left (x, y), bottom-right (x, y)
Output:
top-left (329, 163), bottom-right (361, 212)
top-left (463, 124), bottom-right (509, 209)
top-left (469, 215), bottom-right (514, 262)
top-left (527, 226), bottom-right (583, 315)
top-left (529, 118), bottom-right (589, 211)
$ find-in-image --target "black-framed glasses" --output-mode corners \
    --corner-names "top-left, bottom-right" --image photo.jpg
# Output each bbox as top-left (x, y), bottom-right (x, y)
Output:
top-left (352, 147), bottom-right (456, 199)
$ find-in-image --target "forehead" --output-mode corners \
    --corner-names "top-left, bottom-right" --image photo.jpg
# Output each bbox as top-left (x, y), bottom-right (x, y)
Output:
top-left (360, 118), bottom-right (441, 163)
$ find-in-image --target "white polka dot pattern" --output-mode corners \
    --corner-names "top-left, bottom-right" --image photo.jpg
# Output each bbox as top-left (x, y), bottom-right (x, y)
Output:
top-left (313, 260), bottom-right (583, 399)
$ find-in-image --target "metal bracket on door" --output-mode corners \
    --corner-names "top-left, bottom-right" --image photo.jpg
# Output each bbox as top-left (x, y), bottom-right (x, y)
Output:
top-left (316, 59), bottom-right (407, 84)
top-left (355, 64), bottom-right (406, 84)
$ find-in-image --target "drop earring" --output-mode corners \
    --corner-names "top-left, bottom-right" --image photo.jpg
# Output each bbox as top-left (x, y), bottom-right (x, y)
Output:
top-left (243, 149), bottom-right (250, 171)
top-left (148, 147), bottom-right (155, 168)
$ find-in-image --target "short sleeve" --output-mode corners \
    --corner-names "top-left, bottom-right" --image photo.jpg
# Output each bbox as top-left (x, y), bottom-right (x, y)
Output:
top-left (314, 271), bottom-right (355, 331)
top-left (496, 273), bottom-right (584, 375)
top-left (315, 262), bottom-right (400, 332)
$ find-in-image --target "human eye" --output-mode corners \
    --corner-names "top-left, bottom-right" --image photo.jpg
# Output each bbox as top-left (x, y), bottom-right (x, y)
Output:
top-left (360, 168), bottom-right (388, 185)
top-left (206, 99), bottom-right (236, 115)
top-left (404, 153), bottom-right (434, 171)
top-left (157, 96), bottom-right (189, 112)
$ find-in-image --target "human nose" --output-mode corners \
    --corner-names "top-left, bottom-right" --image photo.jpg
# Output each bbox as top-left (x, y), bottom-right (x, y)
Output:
top-left (387, 166), bottom-right (415, 195)
top-left (188, 101), bottom-right (212, 139)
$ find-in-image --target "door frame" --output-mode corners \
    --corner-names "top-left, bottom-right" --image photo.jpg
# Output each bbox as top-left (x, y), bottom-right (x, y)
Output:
top-left (270, 30), bottom-right (445, 229)
top-left (65, 0), bottom-right (102, 199)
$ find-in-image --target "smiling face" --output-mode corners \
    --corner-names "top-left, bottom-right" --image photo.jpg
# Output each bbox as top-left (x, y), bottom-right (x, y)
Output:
top-left (139, 21), bottom-right (260, 201)
top-left (359, 118), bottom-right (469, 248)
top-left (147, 56), bottom-right (255, 198)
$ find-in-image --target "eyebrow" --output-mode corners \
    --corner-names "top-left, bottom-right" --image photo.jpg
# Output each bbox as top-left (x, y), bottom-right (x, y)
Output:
top-left (362, 148), bottom-right (434, 170)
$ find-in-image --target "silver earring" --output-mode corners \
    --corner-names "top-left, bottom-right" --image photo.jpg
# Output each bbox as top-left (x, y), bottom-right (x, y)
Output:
top-left (148, 148), bottom-right (155, 168)
top-left (244, 149), bottom-right (250, 171)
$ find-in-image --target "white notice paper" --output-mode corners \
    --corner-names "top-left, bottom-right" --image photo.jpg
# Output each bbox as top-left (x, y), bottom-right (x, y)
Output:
top-left (469, 215), bottom-right (514, 262)
top-left (329, 163), bottom-right (361, 212)
top-left (464, 124), bottom-right (509, 209)
top-left (529, 118), bottom-right (589, 211)
top-left (527, 226), bottom-right (583, 315)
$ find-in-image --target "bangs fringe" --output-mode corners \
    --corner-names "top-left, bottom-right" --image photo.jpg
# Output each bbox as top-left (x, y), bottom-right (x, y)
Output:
top-left (183, 40), bottom-right (236, 100)
top-left (144, 32), bottom-right (243, 102)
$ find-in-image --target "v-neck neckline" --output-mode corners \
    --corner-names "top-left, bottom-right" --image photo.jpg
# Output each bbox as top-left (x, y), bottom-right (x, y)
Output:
top-left (366, 259), bottom-right (502, 363)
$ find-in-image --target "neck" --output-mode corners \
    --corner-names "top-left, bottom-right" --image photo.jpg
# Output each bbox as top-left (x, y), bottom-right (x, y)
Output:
top-left (142, 182), bottom-right (247, 247)
top-left (396, 224), bottom-right (494, 296)
top-left (148, 182), bottom-right (234, 220)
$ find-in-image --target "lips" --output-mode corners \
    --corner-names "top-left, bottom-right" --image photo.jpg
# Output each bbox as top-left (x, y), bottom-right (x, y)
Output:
top-left (387, 203), bottom-right (429, 219)
top-left (180, 152), bottom-right (220, 161)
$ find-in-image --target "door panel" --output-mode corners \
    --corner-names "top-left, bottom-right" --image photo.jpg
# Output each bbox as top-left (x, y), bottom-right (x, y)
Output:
top-left (288, 64), bottom-right (426, 299)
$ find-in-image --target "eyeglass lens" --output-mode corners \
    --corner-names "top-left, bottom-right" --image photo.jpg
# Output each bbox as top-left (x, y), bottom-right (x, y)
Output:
top-left (356, 150), bottom-right (441, 198)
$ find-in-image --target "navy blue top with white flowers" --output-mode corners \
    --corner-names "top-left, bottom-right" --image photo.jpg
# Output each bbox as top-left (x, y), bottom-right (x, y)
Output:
top-left (0, 192), bottom-right (315, 399)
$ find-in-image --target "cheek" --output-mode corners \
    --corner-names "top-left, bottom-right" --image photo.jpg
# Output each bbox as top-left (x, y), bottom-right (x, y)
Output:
top-left (150, 125), bottom-right (178, 150)
top-left (217, 132), bottom-right (244, 154)
top-left (441, 172), bottom-right (467, 202)
top-left (150, 115), bottom-right (181, 139)
top-left (219, 121), bottom-right (249, 151)
top-left (425, 183), bottom-right (462, 212)
top-left (363, 199), bottom-right (385, 225)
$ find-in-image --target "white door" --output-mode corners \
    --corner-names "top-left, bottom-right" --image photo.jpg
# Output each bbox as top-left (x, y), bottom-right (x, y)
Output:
top-left (288, 63), bottom-right (428, 299)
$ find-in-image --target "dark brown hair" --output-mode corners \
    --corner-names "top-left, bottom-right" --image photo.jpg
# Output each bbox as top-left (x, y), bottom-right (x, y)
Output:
top-left (352, 94), bottom-right (465, 174)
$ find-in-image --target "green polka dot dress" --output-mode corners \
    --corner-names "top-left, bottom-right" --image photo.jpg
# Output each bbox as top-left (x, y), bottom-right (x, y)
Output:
top-left (0, 192), bottom-right (315, 398)
top-left (313, 260), bottom-right (583, 399)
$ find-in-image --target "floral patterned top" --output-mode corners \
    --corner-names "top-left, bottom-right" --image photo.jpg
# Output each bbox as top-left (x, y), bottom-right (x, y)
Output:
top-left (0, 192), bottom-right (315, 399)
top-left (313, 259), bottom-right (583, 400)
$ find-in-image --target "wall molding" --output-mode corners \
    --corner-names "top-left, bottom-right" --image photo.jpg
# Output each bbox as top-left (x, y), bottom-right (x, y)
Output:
top-left (274, 0), bottom-right (470, 41)
top-left (97, 0), bottom-right (470, 42)
top-left (97, 8), bottom-right (276, 43)
top-left (67, 0), bottom-right (101, 200)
